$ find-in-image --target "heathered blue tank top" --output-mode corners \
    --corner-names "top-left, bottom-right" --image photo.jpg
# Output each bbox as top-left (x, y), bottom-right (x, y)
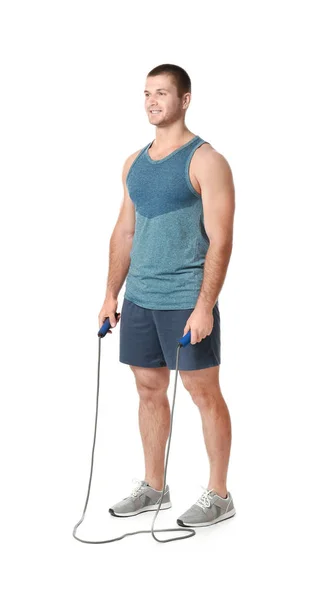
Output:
top-left (124, 135), bottom-right (210, 309)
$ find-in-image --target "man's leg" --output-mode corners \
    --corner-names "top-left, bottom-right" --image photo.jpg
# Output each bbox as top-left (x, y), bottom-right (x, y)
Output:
top-left (130, 365), bottom-right (170, 491)
top-left (179, 365), bottom-right (231, 498)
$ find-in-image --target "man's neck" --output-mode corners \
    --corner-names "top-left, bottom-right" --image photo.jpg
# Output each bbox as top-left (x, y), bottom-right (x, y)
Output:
top-left (153, 126), bottom-right (195, 150)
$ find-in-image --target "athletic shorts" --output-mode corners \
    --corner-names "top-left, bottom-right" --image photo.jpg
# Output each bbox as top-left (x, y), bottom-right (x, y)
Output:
top-left (119, 297), bottom-right (221, 371)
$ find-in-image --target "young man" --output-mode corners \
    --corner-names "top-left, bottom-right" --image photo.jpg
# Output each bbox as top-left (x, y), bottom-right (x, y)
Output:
top-left (98, 64), bottom-right (236, 528)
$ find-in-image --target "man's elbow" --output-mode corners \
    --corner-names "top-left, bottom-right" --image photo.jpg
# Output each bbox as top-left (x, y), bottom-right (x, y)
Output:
top-left (209, 236), bottom-right (233, 252)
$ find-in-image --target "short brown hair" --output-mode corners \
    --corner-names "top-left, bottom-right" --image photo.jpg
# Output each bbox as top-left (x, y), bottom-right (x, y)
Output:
top-left (147, 64), bottom-right (191, 99)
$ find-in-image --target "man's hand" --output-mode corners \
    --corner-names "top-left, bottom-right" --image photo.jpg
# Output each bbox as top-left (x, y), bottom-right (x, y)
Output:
top-left (183, 304), bottom-right (214, 345)
top-left (98, 296), bottom-right (121, 334)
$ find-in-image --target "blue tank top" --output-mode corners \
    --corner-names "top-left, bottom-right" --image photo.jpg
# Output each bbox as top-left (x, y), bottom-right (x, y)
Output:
top-left (124, 135), bottom-right (210, 309)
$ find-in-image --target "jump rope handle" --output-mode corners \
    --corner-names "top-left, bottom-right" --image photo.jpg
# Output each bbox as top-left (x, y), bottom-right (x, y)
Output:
top-left (98, 313), bottom-right (120, 338)
top-left (178, 330), bottom-right (191, 347)
top-left (98, 314), bottom-right (191, 346)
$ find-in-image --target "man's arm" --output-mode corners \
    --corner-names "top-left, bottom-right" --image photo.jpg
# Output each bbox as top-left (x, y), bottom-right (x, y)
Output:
top-left (194, 148), bottom-right (235, 311)
top-left (105, 150), bottom-right (139, 298)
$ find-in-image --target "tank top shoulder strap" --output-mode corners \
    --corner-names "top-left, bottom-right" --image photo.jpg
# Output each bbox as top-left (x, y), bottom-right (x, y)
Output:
top-left (126, 144), bottom-right (150, 185)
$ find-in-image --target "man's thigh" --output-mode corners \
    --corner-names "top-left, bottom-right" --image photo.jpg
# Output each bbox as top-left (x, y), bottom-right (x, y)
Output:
top-left (129, 365), bottom-right (170, 394)
top-left (178, 364), bottom-right (220, 397)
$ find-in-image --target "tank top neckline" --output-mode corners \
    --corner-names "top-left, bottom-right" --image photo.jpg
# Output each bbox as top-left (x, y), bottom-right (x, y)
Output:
top-left (145, 135), bottom-right (200, 164)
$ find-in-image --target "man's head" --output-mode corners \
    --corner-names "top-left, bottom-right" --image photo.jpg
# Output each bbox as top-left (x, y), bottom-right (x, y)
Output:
top-left (144, 64), bottom-right (191, 128)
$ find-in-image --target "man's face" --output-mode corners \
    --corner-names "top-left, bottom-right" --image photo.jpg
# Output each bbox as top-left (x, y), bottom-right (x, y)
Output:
top-left (144, 75), bottom-right (189, 127)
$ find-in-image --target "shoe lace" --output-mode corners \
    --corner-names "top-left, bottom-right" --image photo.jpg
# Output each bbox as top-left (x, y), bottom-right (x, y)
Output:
top-left (195, 486), bottom-right (215, 509)
top-left (130, 478), bottom-right (145, 498)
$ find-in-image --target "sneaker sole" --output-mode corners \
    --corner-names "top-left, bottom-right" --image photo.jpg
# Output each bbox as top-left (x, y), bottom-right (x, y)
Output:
top-left (177, 507), bottom-right (236, 527)
top-left (109, 501), bottom-right (172, 517)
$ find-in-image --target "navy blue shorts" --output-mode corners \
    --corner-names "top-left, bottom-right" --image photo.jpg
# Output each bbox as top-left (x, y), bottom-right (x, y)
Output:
top-left (119, 298), bottom-right (221, 371)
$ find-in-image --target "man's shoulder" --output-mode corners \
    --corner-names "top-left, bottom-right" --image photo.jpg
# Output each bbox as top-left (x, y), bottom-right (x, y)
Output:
top-left (193, 142), bottom-right (233, 177)
top-left (126, 145), bottom-right (146, 166)
top-left (122, 145), bottom-right (147, 180)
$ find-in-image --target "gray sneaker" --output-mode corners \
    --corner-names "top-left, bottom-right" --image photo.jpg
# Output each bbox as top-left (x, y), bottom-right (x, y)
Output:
top-left (177, 486), bottom-right (236, 527)
top-left (108, 478), bottom-right (172, 517)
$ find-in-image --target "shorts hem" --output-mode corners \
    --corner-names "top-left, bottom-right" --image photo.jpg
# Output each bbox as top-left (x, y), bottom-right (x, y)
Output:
top-left (169, 362), bottom-right (220, 371)
top-left (119, 358), bottom-right (167, 368)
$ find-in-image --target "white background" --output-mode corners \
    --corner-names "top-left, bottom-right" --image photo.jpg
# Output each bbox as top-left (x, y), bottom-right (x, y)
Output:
top-left (1, 0), bottom-right (334, 598)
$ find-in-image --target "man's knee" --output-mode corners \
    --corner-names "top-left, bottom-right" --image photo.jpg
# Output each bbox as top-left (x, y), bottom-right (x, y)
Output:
top-left (130, 365), bottom-right (170, 398)
top-left (179, 366), bottom-right (220, 405)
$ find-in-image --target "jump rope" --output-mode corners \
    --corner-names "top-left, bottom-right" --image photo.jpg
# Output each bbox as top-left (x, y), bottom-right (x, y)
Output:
top-left (72, 312), bottom-right (197, 544)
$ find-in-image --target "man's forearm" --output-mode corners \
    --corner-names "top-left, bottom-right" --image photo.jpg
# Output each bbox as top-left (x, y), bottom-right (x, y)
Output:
top-left (105, 226), bottom-right (134, 298)
top-left (195, 241), bottom-right (233, 311)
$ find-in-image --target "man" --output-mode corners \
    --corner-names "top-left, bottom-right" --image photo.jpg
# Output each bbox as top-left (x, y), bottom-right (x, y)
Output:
top-left (98, 64), bottom-right (236, 528)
